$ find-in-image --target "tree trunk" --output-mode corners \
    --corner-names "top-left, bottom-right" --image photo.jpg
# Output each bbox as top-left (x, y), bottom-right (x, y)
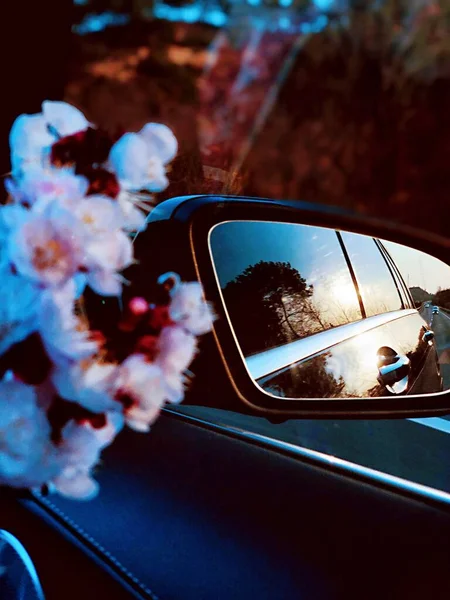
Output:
top-left (279, 299), bottom-right (300, 339)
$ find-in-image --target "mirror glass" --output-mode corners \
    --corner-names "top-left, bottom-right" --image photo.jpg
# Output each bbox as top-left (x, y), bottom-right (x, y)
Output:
top-left (209, 221), bottom-right (450, 399)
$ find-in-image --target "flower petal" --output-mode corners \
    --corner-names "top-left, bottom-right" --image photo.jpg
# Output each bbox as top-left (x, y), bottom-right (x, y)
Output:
top-left (109, 133), bottom-right (149, 190)
top-left (51, 471), bottom-right (99, 501)
top-left (156, 326), bottom-right (197, 375)
top-left (52, 361), bottom-right (119, 413)
top-left (86, 269), bottom-right (123, 296)
top-left (139, 123), bottom-right (178, 165)
top-left (75, 194), bottom-right (122, 238)
top-left (9, 114), bottom-right (54, 174)
top-left (0, 379), bottom-right (58, 488)
top-left (84, 230), bottom-right (133, 273)
top-left (0, 270), bottom-right (41, 356)
top-left (42, 101), bottom-right (89, 137)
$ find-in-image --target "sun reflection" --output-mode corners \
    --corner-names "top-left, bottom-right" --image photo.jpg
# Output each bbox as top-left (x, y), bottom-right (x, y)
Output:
top-left (324, 330), bottom-right (386, 396)
top-left (332, 280), bottom-right (358, 308)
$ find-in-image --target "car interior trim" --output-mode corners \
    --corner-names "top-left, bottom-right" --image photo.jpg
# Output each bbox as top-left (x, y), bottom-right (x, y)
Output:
top-left (245, 308), bottom-right (417, 381)
top-left (0, 529), bottom-right (46, 600)
top-left (164, 407), bottom-right (450, 509)
top-left (28, 493), bottom-right (159, 600)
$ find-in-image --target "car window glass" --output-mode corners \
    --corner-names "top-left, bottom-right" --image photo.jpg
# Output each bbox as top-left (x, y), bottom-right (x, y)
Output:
top-left (379, 245), bottom-right (412, 309)
top-left (341, 232), bottom-right (403, 318)
top-left (383, 240), bottom-right (450, 310)
top-left (211, 221), bottom-right (363, 357)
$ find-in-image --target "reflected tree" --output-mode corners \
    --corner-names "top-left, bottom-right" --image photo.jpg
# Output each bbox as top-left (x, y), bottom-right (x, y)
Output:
top-left (433, 288), bottom-right (450, 310)
top-left (222, 260), bottom-right (316, 356)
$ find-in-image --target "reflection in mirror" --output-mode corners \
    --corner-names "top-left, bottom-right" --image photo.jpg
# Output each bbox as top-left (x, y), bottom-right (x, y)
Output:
top-left (209, 221), bottom-right (450, 399)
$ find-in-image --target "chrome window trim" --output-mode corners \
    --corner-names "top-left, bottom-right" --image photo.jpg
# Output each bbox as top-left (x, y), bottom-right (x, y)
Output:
top-left (247, 308), bottom-right (417, 381)
top-left (164, 407), bottom-right (450, 508)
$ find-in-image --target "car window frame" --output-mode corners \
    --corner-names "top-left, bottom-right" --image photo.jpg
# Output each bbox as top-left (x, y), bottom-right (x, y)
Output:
top-left (377, 241), bottom-right (415, 309)
top-left (339, 233), bottom-right (406, 317)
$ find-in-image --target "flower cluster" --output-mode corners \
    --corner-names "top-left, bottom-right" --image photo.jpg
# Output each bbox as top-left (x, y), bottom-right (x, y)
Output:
top-left (0, 102), bottom-right (214, 500)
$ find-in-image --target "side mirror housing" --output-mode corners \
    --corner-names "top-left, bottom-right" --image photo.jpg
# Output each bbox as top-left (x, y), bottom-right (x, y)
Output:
top-left (140, 195), bottom-right (450, 419)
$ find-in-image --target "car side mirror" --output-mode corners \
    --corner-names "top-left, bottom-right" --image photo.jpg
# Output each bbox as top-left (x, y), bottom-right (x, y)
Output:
top-left (144, 195), bottom-right (450, 419)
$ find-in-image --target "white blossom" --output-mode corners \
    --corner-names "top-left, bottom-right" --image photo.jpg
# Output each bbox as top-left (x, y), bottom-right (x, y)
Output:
top-left (84, 230), bottom-right (133, 296)
top-left (0, 379), bottom-right (58, 488)
top-left (0, 101), bottom-right (195, 501)
top-left (41, 101), bottom-right (89, 139)
top-left (109, 133), bottom-right (168, 193)
top-left (108, 122), bottom-right (177, 194)
top-left (52, 360), bottom-right (120, 414)
top-left (86, 269), bottom-right (123, 297)
top-left (38, 282), bottom-right (98, 367)
top-left (51, 413), bottom-right (123, 500)
top-left (156, 325), bottom-right (197, 375)
top-left (6, 168), bottom-right (88, 211)
top-left (169, 282), bottom-right (215, 335)
top-left (8, 202), bottom-right (85, 287)
top-left (74, 194), bottom-right (122, 238)
top-left (9, 101), bottom-right (89, 174)
top-left (84, 230), bottom-right (133, 273)
top-left (115, 355), bottom-right (168, 432)
top-left (9, 115), bottom-right (54, 174)
top-left (116, 190), bottom-right (149, 232)
top-left (139, 123), bottom-right (178, 165)
top-left (0, 268), bottom-right (41, 355)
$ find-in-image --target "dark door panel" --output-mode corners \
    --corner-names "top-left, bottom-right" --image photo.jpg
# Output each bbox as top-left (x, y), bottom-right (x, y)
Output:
top-left (27, 413), bottom-right (450, 600)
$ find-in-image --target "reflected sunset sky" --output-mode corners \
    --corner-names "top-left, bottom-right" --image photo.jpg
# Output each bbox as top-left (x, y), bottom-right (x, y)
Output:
top-left (383, 240), bottom-right (450, 295)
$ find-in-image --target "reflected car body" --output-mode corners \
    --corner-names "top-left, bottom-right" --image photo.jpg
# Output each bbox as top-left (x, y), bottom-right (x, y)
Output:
top-left (253, 308), bottom-right (443, 398)
top-left (433, 306), bottom-right (440, 314)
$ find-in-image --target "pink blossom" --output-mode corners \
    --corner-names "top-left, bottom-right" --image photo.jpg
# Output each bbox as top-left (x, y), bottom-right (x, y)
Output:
top-left (38, 283), bottom-right (99, 367)
top-left (115, 355), bottom-right (168, 432)
top-left (108, 122), bottom-right (177, 194)
top-left (74, 194), bottom-right (122, 238)
top-left (9, 101), bottom-right (89, 174)
top-left (169, 282), bottom-right (215, 335)
top-left (84, 230), bottom-right (133, 273)
top-left (8, 203), bottom-right (85, 287)
top-left (156, 325), bottom-right (197, 375)
top-left (7, 169), bottom-right (88, 211)
top-left (0, 379), bottom-right (58, 489)
top-left (109, 133), bottom-right (169, 193)
top-left (51, 413), bottom-right (123, 501)
top-left (52, 360), bottom-right (120, 414)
